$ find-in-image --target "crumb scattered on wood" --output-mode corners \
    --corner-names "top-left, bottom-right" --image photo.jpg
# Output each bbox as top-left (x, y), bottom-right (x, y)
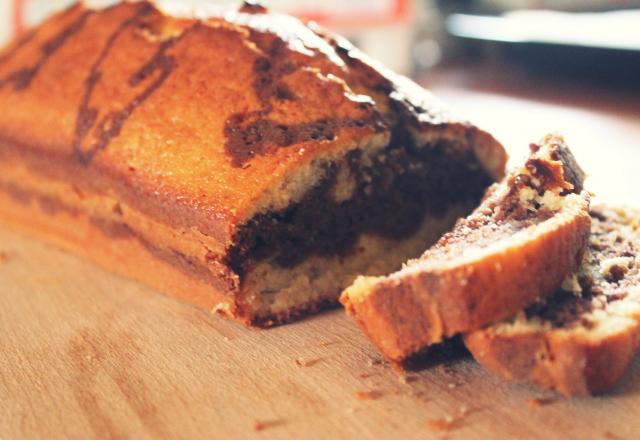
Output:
top-left (426, 406), bottom-right (477, 433)
top-left (355, 390), bottom-right (383, 400)
top-left (410, 390), bottom-right (430, 404)
top-left (320, 341), bottom-right (338, 347)
top-left (426, 415), bottom-right (459, 432)
top-left (367, 358), bottom-right (383, 367)
top-left (294, 357), bottom-right (322, 367)
top-left (0, 251), bottom-right (9, 263)
top-left (604, 431), bottom-right (624, 440)
top-left (253, 419), bottom-right (285, 432)
top-left (527, 397), bottom-right (557, 407)
top-left (389, 387), bottom-right (400, 395)
top-left (358, 371), bottom-right (382, 379)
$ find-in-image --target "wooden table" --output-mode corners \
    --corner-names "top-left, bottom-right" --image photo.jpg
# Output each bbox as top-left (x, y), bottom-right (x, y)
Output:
top-left (1, 68), bottom-right (639, 440)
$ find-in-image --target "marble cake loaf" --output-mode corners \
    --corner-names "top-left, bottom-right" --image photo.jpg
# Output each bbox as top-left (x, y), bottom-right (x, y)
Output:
top-left (0, 1), bottom-right (506, 326)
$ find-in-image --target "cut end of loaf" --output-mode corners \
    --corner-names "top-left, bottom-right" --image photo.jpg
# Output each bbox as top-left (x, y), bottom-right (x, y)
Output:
top-left (240, 205), bottom-right (474, 326)
top-left (228, 128), bottom-right (498, 325)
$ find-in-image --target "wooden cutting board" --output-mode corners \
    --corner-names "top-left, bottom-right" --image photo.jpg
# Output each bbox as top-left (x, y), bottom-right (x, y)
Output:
top-left (1, 224), bottom-right (639, 440)
top-left (2, 79), bottom-right (639, 440)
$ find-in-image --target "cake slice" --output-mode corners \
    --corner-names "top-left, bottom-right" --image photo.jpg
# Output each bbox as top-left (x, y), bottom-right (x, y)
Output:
top-left (341, 134), bottom-right (591, 363)
top-left (465, 205), bottom-right (640, 396)
top-left (0, 2), bottom-right (506, 326)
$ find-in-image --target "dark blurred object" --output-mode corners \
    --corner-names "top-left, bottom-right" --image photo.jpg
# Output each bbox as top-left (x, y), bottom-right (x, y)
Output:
top-left (443, 10), bottom-right (640, 89)
top-left (437, 0), bottom-right (640, 14)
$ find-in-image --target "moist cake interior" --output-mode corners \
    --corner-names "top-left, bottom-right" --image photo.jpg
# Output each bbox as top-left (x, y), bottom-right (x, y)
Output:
top-left (227, 131), bottom-right (495, 324)
top-left (523, 207), bottom-right (640, 329)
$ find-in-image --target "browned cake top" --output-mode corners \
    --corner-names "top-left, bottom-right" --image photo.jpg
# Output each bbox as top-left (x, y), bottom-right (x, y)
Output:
top-left (0, 1), bottom-right (503, 244)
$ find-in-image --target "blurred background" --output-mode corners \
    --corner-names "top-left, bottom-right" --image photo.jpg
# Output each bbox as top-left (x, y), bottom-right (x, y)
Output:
top-left (1, 0), bottom-right (638, 202)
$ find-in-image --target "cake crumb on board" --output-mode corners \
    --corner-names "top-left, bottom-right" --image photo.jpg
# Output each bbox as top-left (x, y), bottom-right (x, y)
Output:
top-left (409, 390), bottom-right (430, 405)
top-left (355, 390), bottom-right (383, 400)
top-left (358, 371), bottom-right (382, 379)
top-left (426, 406), bottom-right (479, 435)
top-left (454, 405), bottom-right (469, 417)
top-left (253, 419), bottom-right (286, 432)
top-left (527, 397), bottom-right (557, 407)
top-left (319, 341), bottom-right (339, 347)
top-left (426, 415), bottom-right (459, 432)
top-left (0, 251), bottom-right (9, 263)
top-left (294, 357), bottom-right (323, 367)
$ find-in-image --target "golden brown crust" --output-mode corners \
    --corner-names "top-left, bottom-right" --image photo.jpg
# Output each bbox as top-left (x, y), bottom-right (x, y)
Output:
top-left (0, 1), bottom-right (505, 325)
top-left (341, 135), bottom-right (591, 363)
top-left (0, 184), bottom-right (234, 312)
top-left (463, 323), bottom-right (640, 396)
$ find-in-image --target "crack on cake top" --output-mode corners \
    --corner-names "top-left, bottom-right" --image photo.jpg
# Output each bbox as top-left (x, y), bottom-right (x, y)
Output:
top-left (223, 28), bottom-right (384, 167)
top-left (73, 3), bottom-right (185, 165)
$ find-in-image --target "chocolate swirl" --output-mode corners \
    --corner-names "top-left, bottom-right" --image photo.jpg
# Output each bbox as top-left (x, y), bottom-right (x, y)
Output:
top-left (223, 34), bottom-right (382, 167)
top-left (0, 10), bottom-right (91, 90)
top-left (73, 3), bottom-right (180, 165)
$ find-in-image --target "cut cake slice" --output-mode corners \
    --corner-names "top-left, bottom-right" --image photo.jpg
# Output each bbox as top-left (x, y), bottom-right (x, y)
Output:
top-left (341, 134), bottom-right (591, 363)
top-left (465, 205), bottom-right (640, 396)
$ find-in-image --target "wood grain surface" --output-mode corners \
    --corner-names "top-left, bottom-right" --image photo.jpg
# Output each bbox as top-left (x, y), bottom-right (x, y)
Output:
top-left (1, 73), bottom-right (639, 440)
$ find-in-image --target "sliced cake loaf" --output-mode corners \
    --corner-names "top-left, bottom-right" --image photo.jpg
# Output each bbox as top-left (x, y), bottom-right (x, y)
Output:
top-left (341, 134), bottom-right (591, 364)
top-left (465, 205), bottom-right (640, 396)
top-left (0, 1), bottom-right (506, 326)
